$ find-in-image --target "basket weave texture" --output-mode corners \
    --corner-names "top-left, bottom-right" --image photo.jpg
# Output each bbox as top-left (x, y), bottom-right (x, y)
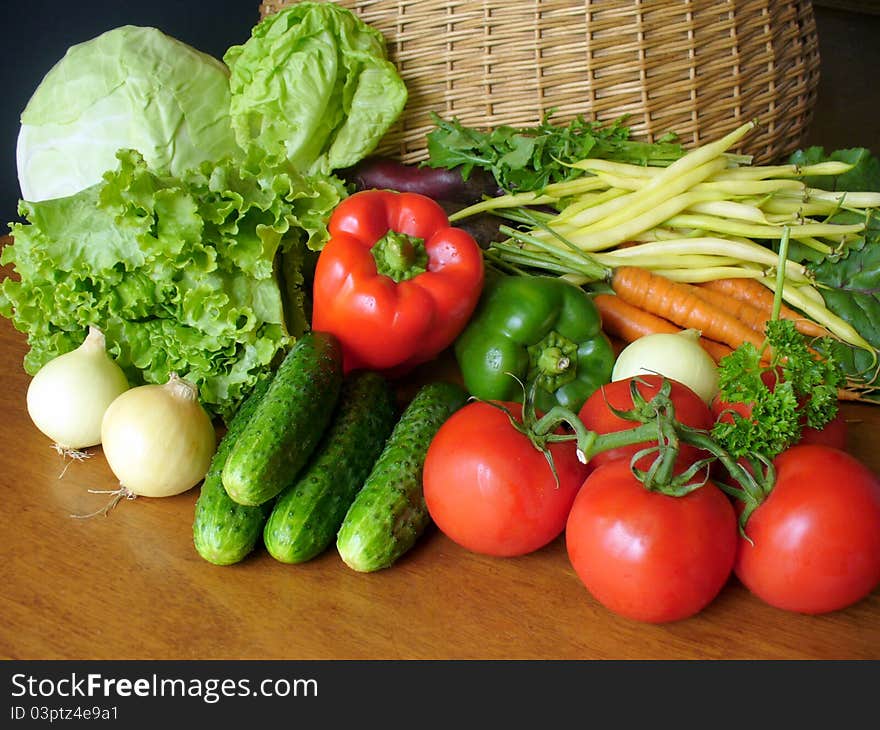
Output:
top-left (259, 0), bottom-right (821, 165)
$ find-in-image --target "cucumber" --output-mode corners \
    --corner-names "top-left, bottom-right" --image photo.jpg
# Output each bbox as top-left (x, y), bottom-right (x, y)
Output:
top-left (336, 380), bottom-right (468, 572)
top-left (222, 331), bottom-right (344, 507)
top-left (192, 378), bottom-right (274, 565)
top-left (263, 371), bottom-right (397, 564)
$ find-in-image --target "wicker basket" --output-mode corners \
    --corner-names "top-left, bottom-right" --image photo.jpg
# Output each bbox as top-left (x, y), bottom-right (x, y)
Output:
top-left (258, 0), bottom-right (821, 165)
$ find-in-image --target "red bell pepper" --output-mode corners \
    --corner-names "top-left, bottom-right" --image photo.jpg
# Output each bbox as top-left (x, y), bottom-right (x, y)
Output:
top-left (311, 189), bottom-right (484, 374)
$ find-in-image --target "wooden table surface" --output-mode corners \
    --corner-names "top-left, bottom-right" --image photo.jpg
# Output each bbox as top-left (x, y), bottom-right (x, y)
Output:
top-left (0, 234), bottom-right (878, 661)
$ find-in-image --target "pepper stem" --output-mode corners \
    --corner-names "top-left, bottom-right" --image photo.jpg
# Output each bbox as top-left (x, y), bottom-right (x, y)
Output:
top-left (527, 330), bottom-right (579, 392)
top-left (537, 347), bottom-right (570, 375)
top-left (372, 230), bottom-right (428, 282)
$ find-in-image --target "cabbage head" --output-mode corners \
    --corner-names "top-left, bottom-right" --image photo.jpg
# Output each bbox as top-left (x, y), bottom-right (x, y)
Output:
top-left (16, 25), bottom-right (242, 203)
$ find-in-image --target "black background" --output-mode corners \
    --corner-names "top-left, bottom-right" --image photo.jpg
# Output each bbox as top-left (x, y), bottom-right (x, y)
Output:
top-left (2, 2), bottom-right (880, 227)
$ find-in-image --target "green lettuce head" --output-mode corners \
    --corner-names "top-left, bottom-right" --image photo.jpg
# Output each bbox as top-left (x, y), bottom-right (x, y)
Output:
top-left (16, 25), bottom-right (242, 203)
top-left (224, 2), bottom-right (407, 175)
top-left (1, 150), bottom-right (346, 420)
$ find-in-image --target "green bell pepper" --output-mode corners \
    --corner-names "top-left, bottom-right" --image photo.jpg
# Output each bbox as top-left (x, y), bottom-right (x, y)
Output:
top-left (454, 273), bottom-right (615, 414)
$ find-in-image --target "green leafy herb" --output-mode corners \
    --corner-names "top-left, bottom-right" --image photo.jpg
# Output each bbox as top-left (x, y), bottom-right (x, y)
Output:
top-left (425, 112), bottom-right (683, 193)
top-left (711, 319), bottom-right (845, 460)
top-left (785, 146), bottom-right (880, 397)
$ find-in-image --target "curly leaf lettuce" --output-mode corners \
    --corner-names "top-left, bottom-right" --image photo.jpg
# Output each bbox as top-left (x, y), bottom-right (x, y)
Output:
top-left (0, 149), bottom-right (345, 419)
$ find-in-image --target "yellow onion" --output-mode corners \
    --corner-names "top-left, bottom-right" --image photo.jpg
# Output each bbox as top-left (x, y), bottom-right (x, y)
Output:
top-left (100, 373), bottom-right (216, 497)
top-left (26, 326), bottom-right (129, 450)
top-left (611, 329), bottom-right (719, 405)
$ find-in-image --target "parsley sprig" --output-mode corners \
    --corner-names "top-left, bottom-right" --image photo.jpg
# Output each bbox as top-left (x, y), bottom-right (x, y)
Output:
top-left (425, 112), bottom-right (683, 193)
top-left (711, 318), bottom-right (845, 463)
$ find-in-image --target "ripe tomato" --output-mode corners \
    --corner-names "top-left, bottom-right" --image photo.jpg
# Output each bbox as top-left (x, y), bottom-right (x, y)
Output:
top-left (798, 412), bottom-right (847, 450)
top-left (565, 459), bottom-right (737, 623)
top-left (578, 374), bottom-right (714, 472)
top-left (735, 444), bottom-right (880, 615)
top-left (711, 394), bottom-right (755, 426)
top-left (423, 400), bottom-right (590, 557)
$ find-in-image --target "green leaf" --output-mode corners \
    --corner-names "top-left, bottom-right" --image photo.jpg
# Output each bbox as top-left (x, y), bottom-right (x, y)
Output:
top-left (425, 113), bottom-right (685, 193)
top-left (789, 146), bottom-right (880, 192)
top-left (788, 146), bottom-right (880, 392)
top-left (224, 2), bottom-right (407, 176)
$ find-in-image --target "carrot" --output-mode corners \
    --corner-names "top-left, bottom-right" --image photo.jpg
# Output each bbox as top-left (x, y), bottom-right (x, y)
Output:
top-left (594, 292), bottom-right (734, 363)
top-left (698, 338), bottom-right (735, 363)
top-left (594, 293), bottom-right (679, 340)
top-left (689, 283), bottom-right (775, 335)
top-left (699, 277), bottom-right (831, 339)
top-left (610, 266), bottom-right (768, 352)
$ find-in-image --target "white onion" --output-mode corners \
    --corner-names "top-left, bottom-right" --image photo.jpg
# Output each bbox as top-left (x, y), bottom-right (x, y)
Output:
top-left (611, 329), bottom-right (720, 405)
top-left (26, 326), bottom-right (130, 450)
top-left (100, 373), bottom-right (217, 498)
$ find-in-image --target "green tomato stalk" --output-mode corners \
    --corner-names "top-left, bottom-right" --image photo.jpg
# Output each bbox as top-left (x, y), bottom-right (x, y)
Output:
top-left (486, 376), bottom-right (713, 499)
top-left (498, 375), bottom-right (776, 540)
